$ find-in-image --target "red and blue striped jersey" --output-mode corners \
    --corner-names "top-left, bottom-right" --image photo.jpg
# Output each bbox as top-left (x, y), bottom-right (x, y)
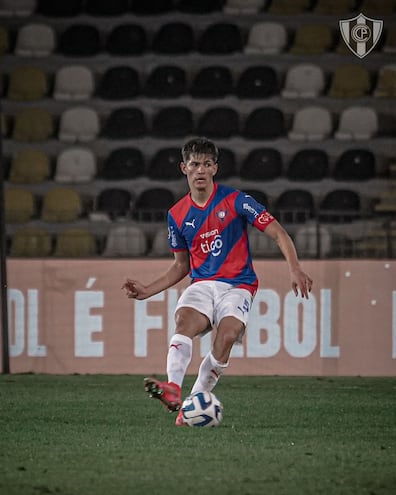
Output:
top-left (168, 183), bottom-right (275, 295)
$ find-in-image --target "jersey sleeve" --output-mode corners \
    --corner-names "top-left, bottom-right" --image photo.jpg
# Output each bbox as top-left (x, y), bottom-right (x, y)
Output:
top-left (235, 191), bottom-right (275, 232)
top-left (168, 212), bottom-right (187, 251)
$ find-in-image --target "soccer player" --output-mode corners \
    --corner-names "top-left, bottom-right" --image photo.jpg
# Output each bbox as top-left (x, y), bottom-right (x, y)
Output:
top-left (122, 137), bottom-right (313, 426)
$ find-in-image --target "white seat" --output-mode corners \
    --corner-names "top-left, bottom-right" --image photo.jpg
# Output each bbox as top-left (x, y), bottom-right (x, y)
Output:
top-left (335, 106), bottom-right (378, 140)
top-left (55, 148), bottom-right (96, 183)
top-left (244, 22), bottom-right (287, 54)
top-left (288, 106), bottom-right (332, 141)
top-left (294, 224), bottom-right (332, 258)
top-left (103, 225), bottom-right (147, 257)
top-left (282, 64), bottom-right (325, 98)
top-left (0, 0), bottom-right (36, 16)
top-left (15, 23), bottom-right (56, 57)
top-left (248, 228), bottom-right (280, 257)
top-left (223, 0), bottom-right (267, 15)
top-left (150, 227), bottom-right (172, 257)
top-left (54, 65), bottom-right (95, 101)
top-left (58, 107), bottom-right (99, 143)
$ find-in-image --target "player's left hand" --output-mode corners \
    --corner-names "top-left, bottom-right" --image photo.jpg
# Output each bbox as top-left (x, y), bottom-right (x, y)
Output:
top-left (290, 268), bottom-right (313, 299)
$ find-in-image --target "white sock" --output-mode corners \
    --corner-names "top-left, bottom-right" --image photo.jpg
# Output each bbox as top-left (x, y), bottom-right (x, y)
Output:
top-left (190, 352), bottom-right (228, 394)
top-left (166, 334), bottom-right (192, 387)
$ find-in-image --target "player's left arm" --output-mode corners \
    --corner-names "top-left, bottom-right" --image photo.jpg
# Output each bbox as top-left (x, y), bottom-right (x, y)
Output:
top-left (264, 220), bottom-right (313, 299)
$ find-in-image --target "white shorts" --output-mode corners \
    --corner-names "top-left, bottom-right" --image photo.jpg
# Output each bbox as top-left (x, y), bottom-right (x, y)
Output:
top-left (175, 281), bottom-right (253, 332)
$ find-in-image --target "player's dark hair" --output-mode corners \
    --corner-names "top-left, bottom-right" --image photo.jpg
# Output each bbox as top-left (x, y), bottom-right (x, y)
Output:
top-left (181, 137), bottom-right (219, 163)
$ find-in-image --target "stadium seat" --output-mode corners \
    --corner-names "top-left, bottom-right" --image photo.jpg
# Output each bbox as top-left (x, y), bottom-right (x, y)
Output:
top-left (148, 148), bottom-right (183, 181)
top-left (36, 0), bottom-right (83, 16)
top-left (333, 149), bottom-right (376, 181)
top-left (286, 149), bottom-right (328, 181)
top-left (240, 148), bottom-right (283, 181)
top-left (275, 189), bottom-right (314, 223)
top-left (106, 24), bottom-right (147, 55)
top-left (15, 23), bottom-right (56, 57)
top-left (102, 108), bottom-right (147, 139)
top-left (383, 25), bottom-right (396, 53)
top-left (198, 23), bottom-right (243, 54)
top-left (314, 0), bottom-right (355, 14)
top-left (58, 107), bottom-right (100, 143)
top-left (152, 22), bottom-right (194, 54)
top-left (7, 66), bottom-right (48, 101)
top-left (243, 107), bottom-right (286, 140)
top-left (59, 25), bottom-right (101, 56)
top-left (97, 66), bottom-right (140, 100)
top-left (130, 0), bottom-right (174, 14)
top-left (374, 65), bottom-right (396, 97)
top-left (133, 188), bottom-right (175, 222)
top-left (9, 149), bottom-right (50, 184)
top-left (334, 107), bottom-right (378, 140)
top-left (0, 25), bottom-right (9, 55)
top-left (216, 148), bottom-right (237, 180)
top-left (244, 22), bottom-right (288, 54)
top-left (93, 188), bottom-right (133, 221)
top-left (223, 0), bottom-right (267, 15)
top-left (54, 229), bottom-right (97, 257)
top-left (12, 108), bottom-right (53, 142)
top-left (152, 106), bottom-right (193, 138)
top-left (53, 65), bottom-right (95, 101)
top-left (282, 64), bottom-right (325, 98)
top-left (0, 0), bottom-right (36, 17)
top-left (289, 24), bottom-right (333, 55)
top-left (10, 227), bottom-right (52, 258)
top-left (359, 0), bottom-right (396, 15)
top-left (294, 224), bottom-right (332, 258)
top-left (288, 106), bottom-right (332, 141)
top-left (84, 0), bottom-right (129, 16)
top-left (150, 227), bottom-right (172, 257)
top-left (101, 148), bottom-right (145, 180)
top-left (319, 189), bottom-right (361, 223)
top-left (329, 65), bottom-right (371, 98)
top-left (197, 107), bottom-right (239, 139)
top-left (41, 188), bottom-right (83, 223)
top-left (54, 148), bottom-right (97, 183)
top-left (248, 228), bottom-right (281, 257)
top-left (5, 188), bottom-right (35, 223)
top-left (268, 0), bottom-right (310, 14)
top-left (177, 0), bottom-right (223, 13)
top-left (242, 189), bottom-right (269, 207)
top-left (145, 65), bottom-right (187, 98)
top-left (103, 225), bottom-right (147, 257)
top-left (190, 66), bottom-right (233, 98)
top-left (236, 66), bottom-right (279, 99)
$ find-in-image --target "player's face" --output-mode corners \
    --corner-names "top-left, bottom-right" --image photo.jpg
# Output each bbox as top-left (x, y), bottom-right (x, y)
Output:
top-left (180, 153), bottom-right (218, 191)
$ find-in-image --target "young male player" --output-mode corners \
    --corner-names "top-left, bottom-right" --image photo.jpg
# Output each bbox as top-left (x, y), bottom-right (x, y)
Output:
top-left (122, 137), bottom-right (313, 426)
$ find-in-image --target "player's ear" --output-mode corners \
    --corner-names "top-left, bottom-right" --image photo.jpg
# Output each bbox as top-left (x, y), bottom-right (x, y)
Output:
top-left (212, 163), bottom-right (218, 176)
top-left (180, 162), bottom-right (187, 175)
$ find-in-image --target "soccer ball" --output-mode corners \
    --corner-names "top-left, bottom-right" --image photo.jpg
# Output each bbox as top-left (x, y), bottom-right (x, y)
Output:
top-left (181, 391), bottom-right (223, 427)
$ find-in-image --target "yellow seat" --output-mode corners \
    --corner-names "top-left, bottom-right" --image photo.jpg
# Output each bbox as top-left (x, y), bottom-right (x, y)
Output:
top-left (5, 188), bottom-right (35, 223)
top-left (329, 64), bottom-right (371, 98)
top-left (8, 66), bottom-right (48, 101)
top-left (374, 65), bottom-right (396, 97)
top-left (54, 228), bottom-right (97, 257)
top-left (10, 227), bottom-right (52, 257)
top-left (314, 0), bottom-right (355, 14)
top-left (268, 0), bottom-right (310, 14)
top-left (9, 149), bottom-right (50, 184)
top-left (290, 24), bottom-right (333, 54)
top-left (41, 188), bottom-right (83, 223)
top-left (12, 107), bottom-right (53, 141)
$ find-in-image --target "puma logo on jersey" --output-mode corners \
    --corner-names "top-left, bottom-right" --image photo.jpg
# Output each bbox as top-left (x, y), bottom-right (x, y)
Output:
top-left (185, 219), bottom-right (196, 228)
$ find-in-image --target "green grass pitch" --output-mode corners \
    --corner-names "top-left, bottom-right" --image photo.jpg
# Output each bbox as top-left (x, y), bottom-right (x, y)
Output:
top-left (0, 375), bottom-right (395, 495)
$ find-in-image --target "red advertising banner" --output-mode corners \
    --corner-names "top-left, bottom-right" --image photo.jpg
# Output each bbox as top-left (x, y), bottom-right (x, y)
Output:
top-left (1, 259), bottom-right (395, 376)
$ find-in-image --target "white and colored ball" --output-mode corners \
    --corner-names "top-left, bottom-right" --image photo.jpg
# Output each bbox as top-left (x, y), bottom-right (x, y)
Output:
top-left (181, 391), bottom-right (223, 427)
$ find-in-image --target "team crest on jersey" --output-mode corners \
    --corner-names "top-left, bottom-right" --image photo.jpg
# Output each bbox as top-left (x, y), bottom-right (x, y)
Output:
top-left (216, 209), bottom-right (228, 221)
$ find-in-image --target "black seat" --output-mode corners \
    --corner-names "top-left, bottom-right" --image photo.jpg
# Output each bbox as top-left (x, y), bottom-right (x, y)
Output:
top-left (216, 148), bottom-right (237, 180)
top-left (37, 0), bottom-right (83, 16)
top-left (197, 107), bottom-right (239, 138)
top-left (243, 189), bottom-right (269, 207)
top-left (333, 149), bottom-right (376, 181)
top-left (97, 66), bottom-right (140, 100)
top-left (236, 66), bottom-right (279, 98)
top-left (130, 0), bottom-right (174, 14)
top-left (133, 188), bottom-right (175, 222)
top-left (243, 107), bottom-right (286, 140)
top-left (145, 66), bottom-right (187, 98)
top-left (96, 188), bottom-right (133, 219)
top-left (319, 189), bottom-right (361, 222)
top-left (152, 106), bottom-right (193, 138)
top-left (240, 148), bottom-right (283, 181)
top-left (198, 23), bottom-right (243, 54)
top-left (85, 0), bottom-right (129, 15)
top-left (106, 24), bottom-right (147, 55)
top-left (148, 148), bottom-right (183, 180)
top-left (102, 108), bottom-right (147, 139)
top-left (176, 0), bottom-right (224, 13)
top-left (152, 23), bottom-right (194, 54)
top-left (59, 25), bottom-right (101, 56)
top-left (275, 189), bottom-right (314, 223)
top-left (191, 66), bottom-right (233, 98)
top-left (287, 149), bottom-right (328, 181)
top-left (101, 148), bottom-right (145, 180)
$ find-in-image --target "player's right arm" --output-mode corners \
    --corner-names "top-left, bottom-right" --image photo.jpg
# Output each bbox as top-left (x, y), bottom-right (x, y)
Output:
top-left (122, 250), bottom-right (190, 300)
